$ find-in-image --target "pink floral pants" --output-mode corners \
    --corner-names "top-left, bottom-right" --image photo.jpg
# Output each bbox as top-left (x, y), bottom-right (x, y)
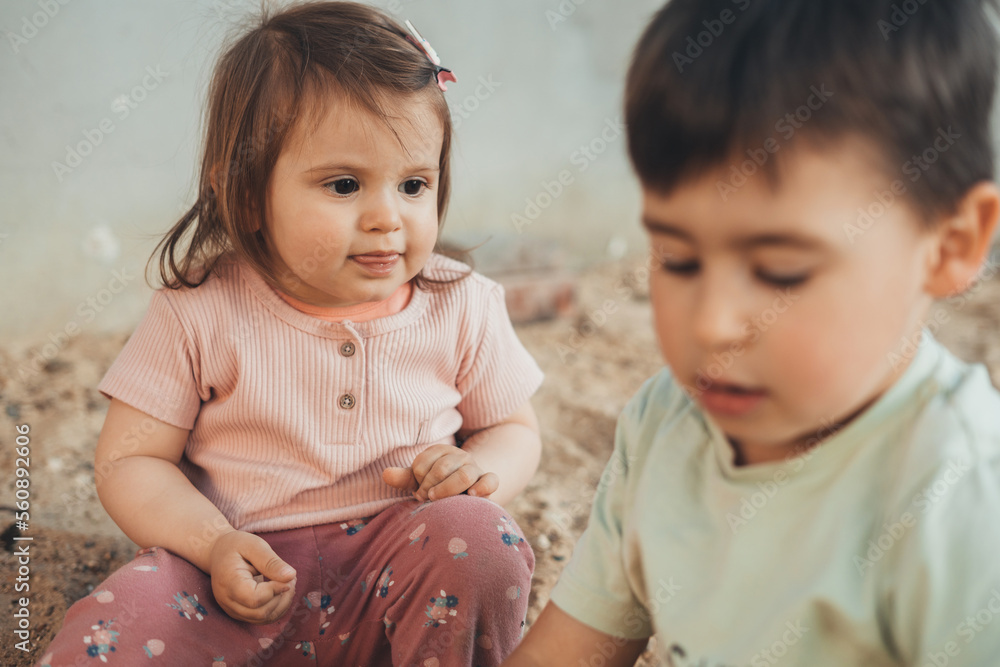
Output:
top-left (36, 496), bottom-right (534, 666)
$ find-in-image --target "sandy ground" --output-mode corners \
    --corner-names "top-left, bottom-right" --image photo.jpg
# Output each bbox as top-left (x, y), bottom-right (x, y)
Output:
top-left (2, 254), bottom-right (999, 667)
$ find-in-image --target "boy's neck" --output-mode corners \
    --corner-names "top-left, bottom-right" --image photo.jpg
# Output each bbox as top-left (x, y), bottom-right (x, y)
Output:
top-left (728, 385), bottom-right (886, 467)
top-left (727, 323), bottom-right (928, 467)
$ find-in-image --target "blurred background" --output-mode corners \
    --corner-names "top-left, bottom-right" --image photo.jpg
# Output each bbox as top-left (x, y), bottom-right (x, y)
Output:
top-left (0, 0), bottom-right (661, 340)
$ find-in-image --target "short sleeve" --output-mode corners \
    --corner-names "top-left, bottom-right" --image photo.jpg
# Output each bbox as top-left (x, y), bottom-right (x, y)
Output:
top-left (455, 284), bottom-right (543, 430)
top-left (882, 450), bottom-right (1000, 664)
top-left (98, 290), bottom-right (203, 429)
top-left (549, 389), bottom-right (654, 640)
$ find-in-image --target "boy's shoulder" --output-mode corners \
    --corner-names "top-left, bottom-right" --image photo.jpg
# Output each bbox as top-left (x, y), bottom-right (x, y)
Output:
top-left (616, 367), bottom-right (703, 463)
top-left (872, 346), bottom-right (1000, 659)
top-left (624, 367), bottom-right (691, 421)
top-left (887, 345), bottom-right (1000, 503)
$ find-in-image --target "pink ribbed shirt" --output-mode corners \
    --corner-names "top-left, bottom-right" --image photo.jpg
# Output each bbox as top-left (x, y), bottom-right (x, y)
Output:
top-left (98, 253), bottom-right (544, 532)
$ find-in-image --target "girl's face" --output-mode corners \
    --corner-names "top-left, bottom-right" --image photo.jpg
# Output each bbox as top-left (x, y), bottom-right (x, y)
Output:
top-left (643, 138), bottom-right (939, 465)
top-left (264, 94), bottom-right (443, 307)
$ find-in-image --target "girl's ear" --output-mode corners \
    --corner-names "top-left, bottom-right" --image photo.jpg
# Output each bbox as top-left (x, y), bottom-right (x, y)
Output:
top-left (924, 181), bottom-right (1000, 298)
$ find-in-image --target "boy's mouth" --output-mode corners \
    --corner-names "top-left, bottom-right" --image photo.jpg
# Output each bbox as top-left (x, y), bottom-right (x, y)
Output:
top-left (695, 378), bottom-right (768, 418)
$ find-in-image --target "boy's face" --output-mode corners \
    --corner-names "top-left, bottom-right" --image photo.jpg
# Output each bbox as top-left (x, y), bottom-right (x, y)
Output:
top-left (643, 139), bottom-right (938, 464)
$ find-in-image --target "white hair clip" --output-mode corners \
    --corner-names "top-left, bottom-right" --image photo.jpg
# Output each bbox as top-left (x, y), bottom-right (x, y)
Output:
top-left (404, 20), bottom-right (457, 92)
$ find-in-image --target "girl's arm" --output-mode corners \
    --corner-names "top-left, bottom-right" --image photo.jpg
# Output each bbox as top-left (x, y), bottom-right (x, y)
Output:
top-left (95, 398), bottom-right (298, 624)
top-left (383, 400), bottom-right (542, 506)
top-left (94, 398), bottom-right (233, 573)
top-left (503, 601), bottom-right (647, 667)
top-left (456, 400), bottom-right (541, 506)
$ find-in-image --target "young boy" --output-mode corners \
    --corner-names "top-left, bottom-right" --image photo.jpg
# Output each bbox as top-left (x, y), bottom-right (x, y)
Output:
top-left (506, 0), bottom-right (1000, 665)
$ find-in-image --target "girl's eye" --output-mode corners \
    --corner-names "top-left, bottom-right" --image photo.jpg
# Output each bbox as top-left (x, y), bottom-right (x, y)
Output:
top-left (327, 178), bottom-right (359, 196)
top-left (400, 179), bottom-right (426, 196)
top-left (661, 260), bottom-right (700, 276)
top-left (755, 270), bottom-right (809, 287)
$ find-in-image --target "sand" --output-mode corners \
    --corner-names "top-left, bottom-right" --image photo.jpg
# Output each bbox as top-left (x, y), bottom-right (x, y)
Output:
top-left (2, 255), bottom-right (998, 666)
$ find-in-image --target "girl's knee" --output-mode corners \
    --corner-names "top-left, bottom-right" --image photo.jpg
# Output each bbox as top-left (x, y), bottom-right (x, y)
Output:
top-left (415, 495), bottom-right (535, 579)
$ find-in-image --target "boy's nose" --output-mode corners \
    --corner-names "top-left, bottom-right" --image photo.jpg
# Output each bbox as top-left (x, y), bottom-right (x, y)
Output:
top-left (692, 283), bottom-right (749, 350)
top-left (360, 191), bottom-right (402, 233)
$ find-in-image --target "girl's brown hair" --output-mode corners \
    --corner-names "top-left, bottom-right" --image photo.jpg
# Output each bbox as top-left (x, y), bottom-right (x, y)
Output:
top-left (151, 1), bottom-right (464, 291)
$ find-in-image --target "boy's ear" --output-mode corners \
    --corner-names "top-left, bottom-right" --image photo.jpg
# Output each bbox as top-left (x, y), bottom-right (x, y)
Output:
top-left (924, 181), bottom-right (1000, 298)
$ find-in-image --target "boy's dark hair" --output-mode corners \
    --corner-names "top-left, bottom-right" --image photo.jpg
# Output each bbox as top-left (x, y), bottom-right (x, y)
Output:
top-left (626, 0), bottom-right (1000, 220)
top-left (151, 1), bottom-right (464, 290)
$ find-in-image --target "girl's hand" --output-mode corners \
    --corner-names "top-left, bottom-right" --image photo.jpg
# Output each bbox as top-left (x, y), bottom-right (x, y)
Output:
top-left (208, 530), bottom-right (298, 625)
top-left (383, 444), bottom-right (499, 501)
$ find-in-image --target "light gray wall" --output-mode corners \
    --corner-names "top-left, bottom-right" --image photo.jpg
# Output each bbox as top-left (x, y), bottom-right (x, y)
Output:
top-left (0, 0), bottom-right (660, 341)
top-left (7, 1), bottom-right (997, 344)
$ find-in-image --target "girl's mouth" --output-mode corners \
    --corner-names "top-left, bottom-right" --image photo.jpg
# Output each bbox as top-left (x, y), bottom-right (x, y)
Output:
top-left (350, 253), bottom-right (400, 276)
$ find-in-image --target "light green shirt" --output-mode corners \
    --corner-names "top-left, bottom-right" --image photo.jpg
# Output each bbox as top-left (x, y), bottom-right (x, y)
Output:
top-left (550, 332), bottom-right (1000, 666)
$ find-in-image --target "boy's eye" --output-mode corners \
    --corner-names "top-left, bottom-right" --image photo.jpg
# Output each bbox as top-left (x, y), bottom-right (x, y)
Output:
top-left (755, 270), bottom-right (809, 287)
top-left (661, 259), bottom-right (700, 276)
top-left (400, 179), bottom-right (426, 196)
top-left (327, 178), bottom-right (359, 196)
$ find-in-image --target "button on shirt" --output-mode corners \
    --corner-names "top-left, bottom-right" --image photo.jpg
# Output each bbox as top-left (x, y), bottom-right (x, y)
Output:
top-left (275, 284), bottom-right (404, 420)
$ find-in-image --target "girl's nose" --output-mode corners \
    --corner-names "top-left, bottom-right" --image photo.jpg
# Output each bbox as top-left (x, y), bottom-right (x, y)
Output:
top-left (360, 190), bottom-right (402, 233)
